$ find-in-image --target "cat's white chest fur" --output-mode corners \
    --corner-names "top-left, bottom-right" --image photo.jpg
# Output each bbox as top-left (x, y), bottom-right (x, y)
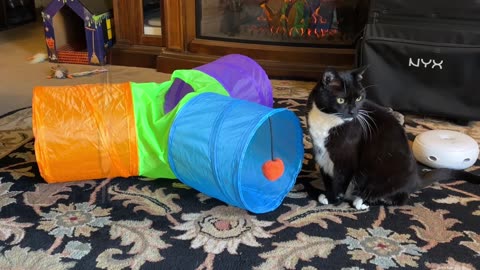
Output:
top-left (307, 103), bottom-right (345, 177)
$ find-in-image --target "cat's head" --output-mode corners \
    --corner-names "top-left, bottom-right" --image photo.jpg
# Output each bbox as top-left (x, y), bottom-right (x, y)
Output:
top-left (312, 66), bottom-right (368, 120)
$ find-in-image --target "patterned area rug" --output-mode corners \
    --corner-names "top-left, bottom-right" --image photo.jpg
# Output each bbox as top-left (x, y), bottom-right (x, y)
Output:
top-left (1, 81), bottom-right (480, 270)
top-left (0, 107), bottom-right (33, 160)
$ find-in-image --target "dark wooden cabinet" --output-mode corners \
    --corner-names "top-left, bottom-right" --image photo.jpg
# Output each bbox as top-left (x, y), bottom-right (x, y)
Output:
top-left (0, 0), bottom-right (36, 30)
top-left (111, 0), bottom-right (366, 79)
top-left (110, 0), bottom-right (165, 68)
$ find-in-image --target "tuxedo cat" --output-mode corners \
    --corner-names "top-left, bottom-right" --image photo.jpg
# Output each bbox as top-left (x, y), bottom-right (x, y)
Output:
top-left (306, 67), bottom-right (480, 210)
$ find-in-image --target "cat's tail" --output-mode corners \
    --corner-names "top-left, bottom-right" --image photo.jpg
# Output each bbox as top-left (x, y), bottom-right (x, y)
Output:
top-left (418, 168), bottom-right (480, 190)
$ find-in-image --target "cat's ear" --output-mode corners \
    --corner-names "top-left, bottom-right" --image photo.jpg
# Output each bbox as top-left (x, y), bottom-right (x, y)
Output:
top-left (352, 65), bottom-right (369, 81)
top-left (322, 68), bottom-right (338, 86)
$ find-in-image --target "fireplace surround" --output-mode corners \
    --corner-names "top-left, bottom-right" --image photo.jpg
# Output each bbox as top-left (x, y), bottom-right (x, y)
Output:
top-left (111, 0), bottom-right (368, 79)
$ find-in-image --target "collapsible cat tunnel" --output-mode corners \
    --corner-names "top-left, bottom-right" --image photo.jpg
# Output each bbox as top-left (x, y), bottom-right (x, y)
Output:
top-left (32, 54), bottom-right (304, 213)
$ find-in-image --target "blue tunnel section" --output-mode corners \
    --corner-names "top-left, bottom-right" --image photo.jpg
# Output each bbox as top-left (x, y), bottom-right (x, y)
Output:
top-left (168, 93), bottom-right (304, 214)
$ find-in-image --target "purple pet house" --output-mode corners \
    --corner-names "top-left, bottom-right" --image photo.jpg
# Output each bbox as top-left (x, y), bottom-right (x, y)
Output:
top-left (41, 0), bottom-right (115, 65)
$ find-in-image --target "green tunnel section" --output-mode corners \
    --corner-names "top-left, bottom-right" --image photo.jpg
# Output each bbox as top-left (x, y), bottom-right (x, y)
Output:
top-left (130, 69), bottom-right (229, 179)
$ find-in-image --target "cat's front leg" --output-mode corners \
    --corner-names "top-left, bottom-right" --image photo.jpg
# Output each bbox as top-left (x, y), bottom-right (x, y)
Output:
top-left (318, 194), bottom-right (330, 205)
top-left (352, 197), bottom-right (370, 210)
top-left (344, 182), bottom-right (369, 210)
top-left (318, 191), bottom-right (345, 205)
top-left (318, 171), bottom-right (347, 205)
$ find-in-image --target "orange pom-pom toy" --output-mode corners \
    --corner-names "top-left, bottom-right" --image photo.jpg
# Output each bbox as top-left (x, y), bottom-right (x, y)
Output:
top-left (262, 158), bottom-right (285, 181)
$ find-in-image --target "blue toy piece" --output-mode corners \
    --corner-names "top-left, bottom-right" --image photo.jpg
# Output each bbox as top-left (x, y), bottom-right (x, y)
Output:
top-left (168, 93), bottom-right (304, 214)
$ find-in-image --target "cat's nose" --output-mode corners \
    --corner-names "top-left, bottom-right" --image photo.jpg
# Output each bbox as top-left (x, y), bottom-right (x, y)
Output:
top-left (348, 109), bottom-right (358, 117)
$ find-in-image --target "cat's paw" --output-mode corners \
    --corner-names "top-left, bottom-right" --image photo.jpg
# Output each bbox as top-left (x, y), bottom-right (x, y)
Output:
top-left (353, 197), bottom-right (369, 210)
top-left (318, 194), bottom-right (329, 205)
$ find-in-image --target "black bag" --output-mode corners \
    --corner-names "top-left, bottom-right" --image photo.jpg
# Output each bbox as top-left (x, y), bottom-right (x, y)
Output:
top-left (357, 0), bottom-right (480, 121)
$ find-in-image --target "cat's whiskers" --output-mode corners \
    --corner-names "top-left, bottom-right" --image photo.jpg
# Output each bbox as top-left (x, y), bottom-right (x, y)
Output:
top-left (356, 114), bottom-right (368, 139)
top-left (360, 84), bottom-right (377, 92)
top-left (357, 114), bottom-right (372, 139)
top-left (359, 110), bottom-right (378, 131)
top-left (359, 109), bottom-right (374, 113)
top-left (357, 109), bottom-right (377, 140)
top-left (364, 115), bottom-right (376, 138)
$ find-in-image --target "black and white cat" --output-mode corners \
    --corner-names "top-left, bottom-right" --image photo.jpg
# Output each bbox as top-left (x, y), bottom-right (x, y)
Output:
top-left (306, 67), bottom-right (480, 210)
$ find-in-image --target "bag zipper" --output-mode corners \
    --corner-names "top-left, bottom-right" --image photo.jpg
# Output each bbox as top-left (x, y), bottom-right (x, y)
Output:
top-left (363, 20), bottom-right (480, 48)
top-left (364, 35), bottom-right (480, 49)
top-left (370, 11), bottom-right (480, 29)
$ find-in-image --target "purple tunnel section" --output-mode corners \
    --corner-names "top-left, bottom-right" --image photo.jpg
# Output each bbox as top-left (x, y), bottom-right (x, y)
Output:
top-left (163, 54), bottom-right (273, 113)
top-left (195, 54), bottom-right (273, 107)
top-left (164, 79), bottom-right (194, 114)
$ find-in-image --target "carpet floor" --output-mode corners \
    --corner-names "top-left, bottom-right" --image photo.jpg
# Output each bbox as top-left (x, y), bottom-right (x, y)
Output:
top-left (1, 81), bottom-right (480, 270)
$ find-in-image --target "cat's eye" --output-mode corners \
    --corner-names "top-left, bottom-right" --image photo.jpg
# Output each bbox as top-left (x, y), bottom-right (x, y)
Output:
top-left (356, 96), bottom-right (363, 102)
top-left (336, 98), bottom-right (345, 104)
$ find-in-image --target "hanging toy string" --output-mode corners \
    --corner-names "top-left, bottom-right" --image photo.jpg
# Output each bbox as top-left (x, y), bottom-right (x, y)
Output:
top-left (262, 116), bottom-right (285, 182)
top-left (269, 117), bottom-right (274, 160)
